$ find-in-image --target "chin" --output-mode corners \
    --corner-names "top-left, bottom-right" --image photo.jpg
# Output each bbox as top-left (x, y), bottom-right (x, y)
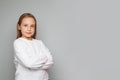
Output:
top-left (25, 35), bottom-right (33, 38)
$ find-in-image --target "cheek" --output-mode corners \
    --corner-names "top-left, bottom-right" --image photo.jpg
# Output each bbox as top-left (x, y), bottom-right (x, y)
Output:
top-left (32, 28), bottom-right (35, 32)
top-left (21, 28), bottom-right (27, 32)
top-left (21, 30), bottom-right (25, 35)
top-left (20, 27), bottom-right (27, 34)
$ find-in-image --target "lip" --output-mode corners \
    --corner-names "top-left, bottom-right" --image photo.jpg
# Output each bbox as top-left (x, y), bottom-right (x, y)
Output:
top-left (26, 32), bottom-right (32, 34)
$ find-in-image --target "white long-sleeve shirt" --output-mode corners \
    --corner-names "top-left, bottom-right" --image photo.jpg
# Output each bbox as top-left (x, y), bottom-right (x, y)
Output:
top-left (13, 37), bottom-right (54, 80)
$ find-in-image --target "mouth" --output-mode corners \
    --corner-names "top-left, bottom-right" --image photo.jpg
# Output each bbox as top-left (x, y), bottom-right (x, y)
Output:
top-left (26, 32), bottom-right (32, 34)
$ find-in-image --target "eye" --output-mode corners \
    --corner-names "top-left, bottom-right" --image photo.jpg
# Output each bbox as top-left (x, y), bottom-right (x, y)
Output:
top-left (31, 25), bottom-right (35, 28)
top-left (24, 24), bottom-right (28, 27)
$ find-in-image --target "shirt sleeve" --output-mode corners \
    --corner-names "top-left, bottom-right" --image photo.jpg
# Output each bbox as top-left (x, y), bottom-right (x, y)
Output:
top-left (39, 40), bottom-right (54, 69)
top-left (13, 40), bottom-right (48, 70)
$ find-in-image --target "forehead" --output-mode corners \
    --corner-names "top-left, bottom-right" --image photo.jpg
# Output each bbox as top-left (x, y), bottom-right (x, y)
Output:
top-left (21, 17), bottom-right (35, 24)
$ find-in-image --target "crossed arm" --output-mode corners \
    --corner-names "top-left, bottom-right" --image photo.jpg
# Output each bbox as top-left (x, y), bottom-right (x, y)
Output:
top-left (13, 40), bottom-right (54, 70)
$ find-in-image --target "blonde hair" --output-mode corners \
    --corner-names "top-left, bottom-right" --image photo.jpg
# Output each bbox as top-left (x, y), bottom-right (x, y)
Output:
top-left (16, 13), bottom-right (37, 39)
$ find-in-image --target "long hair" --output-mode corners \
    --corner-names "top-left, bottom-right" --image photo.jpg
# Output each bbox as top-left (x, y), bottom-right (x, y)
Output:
top-left (16, 13), bottom-right (37, 39)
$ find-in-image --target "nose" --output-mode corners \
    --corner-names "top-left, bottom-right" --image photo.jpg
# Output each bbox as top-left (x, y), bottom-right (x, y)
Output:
top-left (27, 26), bottom-right (31, 31)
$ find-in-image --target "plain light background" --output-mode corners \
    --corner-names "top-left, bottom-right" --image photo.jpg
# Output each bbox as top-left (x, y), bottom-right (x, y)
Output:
top-left (0, 0), bottom-right (120, 80)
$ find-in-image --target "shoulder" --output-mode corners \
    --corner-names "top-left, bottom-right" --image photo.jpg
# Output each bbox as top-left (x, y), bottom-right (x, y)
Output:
top-left (13, 38), bottom-right (25, 47)
top-left (13, 38), bottom-right (20, 44)
top-left (34, 39), bottom-right (47, 47)
top-left (34, 39), bottom-right (44, 44)
top-left (34, 39), bottom-right (50, 50)
top-left (14, 38), bottom-right (22, 43)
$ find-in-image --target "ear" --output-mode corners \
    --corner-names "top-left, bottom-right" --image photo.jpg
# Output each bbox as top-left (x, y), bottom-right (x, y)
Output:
top-left (17, 24), bottom-right (21, 30)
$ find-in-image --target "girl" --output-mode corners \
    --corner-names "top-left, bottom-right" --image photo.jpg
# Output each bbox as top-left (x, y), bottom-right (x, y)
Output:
top-left (13, 13), bottom-right (54, 80)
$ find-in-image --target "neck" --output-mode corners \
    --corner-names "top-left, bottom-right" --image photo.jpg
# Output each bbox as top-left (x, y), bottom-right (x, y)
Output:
top-left (21, 36), bottom-right (32, 40)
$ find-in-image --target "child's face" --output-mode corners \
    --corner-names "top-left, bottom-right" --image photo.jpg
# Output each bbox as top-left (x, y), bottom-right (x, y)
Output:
top-left (18, 17), bottom-right (35, 38)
